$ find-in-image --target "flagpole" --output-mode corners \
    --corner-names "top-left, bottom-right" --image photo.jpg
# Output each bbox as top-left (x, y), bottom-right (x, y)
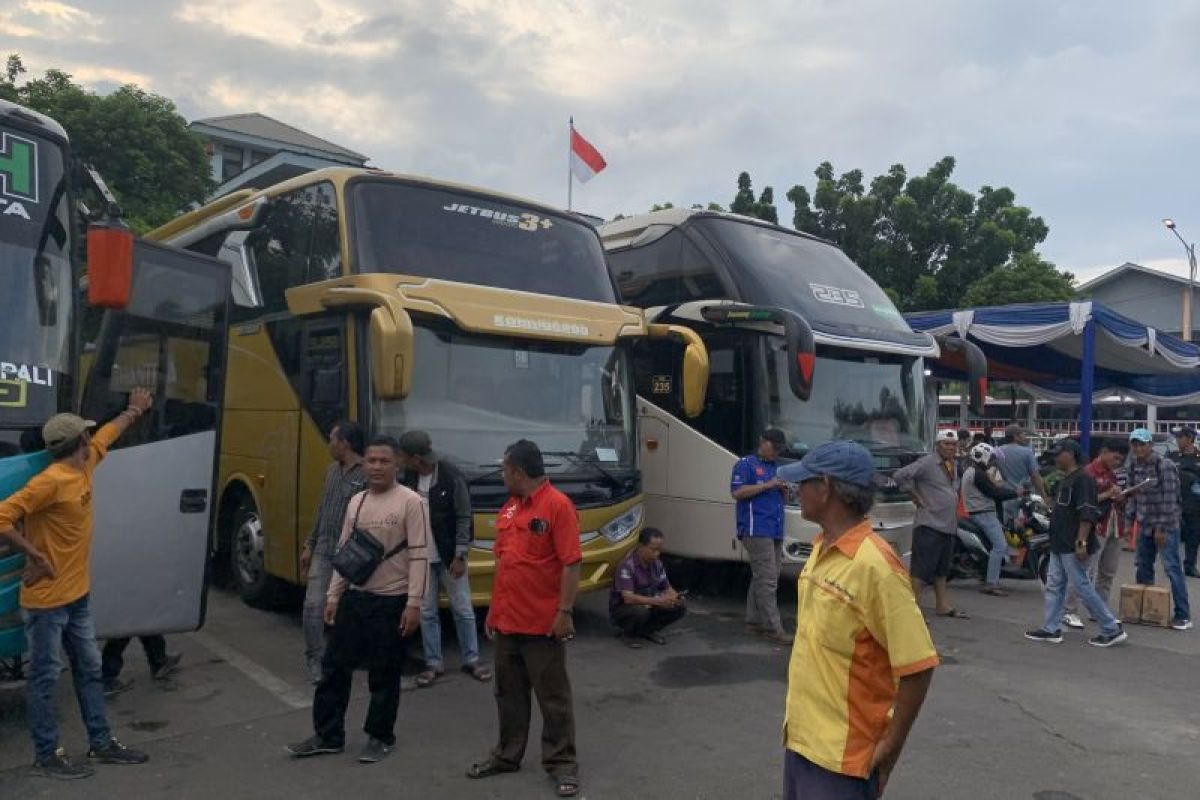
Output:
top-left (567, 116), bottom-right (573, 211)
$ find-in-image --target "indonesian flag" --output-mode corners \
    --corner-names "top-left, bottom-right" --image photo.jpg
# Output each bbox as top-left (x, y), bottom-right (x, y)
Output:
top-left (570, 123), bottom-right (607, 184)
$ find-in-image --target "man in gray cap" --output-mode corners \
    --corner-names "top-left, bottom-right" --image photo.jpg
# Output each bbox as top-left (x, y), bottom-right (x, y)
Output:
top-left (997, 425), bottom-right (1048, 522)
top-left (0, 390), bottom-right (154, 779)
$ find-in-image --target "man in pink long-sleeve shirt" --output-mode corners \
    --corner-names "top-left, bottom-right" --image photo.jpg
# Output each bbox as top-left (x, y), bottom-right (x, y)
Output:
top-left (287, 435), bottom-right (430, 765)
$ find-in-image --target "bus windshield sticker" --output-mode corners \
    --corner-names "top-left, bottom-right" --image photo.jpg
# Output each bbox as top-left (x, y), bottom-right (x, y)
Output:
top-left (0, 362), bottom-right (53, 386)
top-left (514, 349), bottom-right (530, 369)
top-left (872, 304), bottom-right (903, 320)
top-left (595, 447), bottom-right (618, 463)
top-left (651, 374), bottom-right (672, 394)
top-left (442, 202), bottom-right (554, 233)
top-left (0, 379), bottom-right (27, 408)
top-left (809, 283), bottom-right (864, 308)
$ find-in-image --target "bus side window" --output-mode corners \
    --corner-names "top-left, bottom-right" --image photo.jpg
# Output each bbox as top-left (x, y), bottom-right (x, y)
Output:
top-left (246, 182), bottom-right (341, 320)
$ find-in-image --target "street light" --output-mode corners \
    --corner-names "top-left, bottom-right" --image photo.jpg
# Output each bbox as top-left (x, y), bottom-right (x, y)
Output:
top-left (1163, 218), bottom-right (1198, 340)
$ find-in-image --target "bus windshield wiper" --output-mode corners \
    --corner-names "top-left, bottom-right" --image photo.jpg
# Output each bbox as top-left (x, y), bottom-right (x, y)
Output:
top-left (469, 464), bottom-right (506, 486)
top-left (540, 450), bottom-right (623, 489)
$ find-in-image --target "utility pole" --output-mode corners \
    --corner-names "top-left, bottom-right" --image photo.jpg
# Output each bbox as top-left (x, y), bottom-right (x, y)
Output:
top-left (1163, 218), bottom-right (1197, 340)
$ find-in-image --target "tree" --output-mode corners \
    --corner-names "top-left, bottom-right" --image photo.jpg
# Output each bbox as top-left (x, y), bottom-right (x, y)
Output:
top-left (1, 56), bottom-right (212, 232)
top-left (962, 252), bottom-right (1076, 307)
top-left (729, 172), bottom-right (778, 223)
top-left (785, 157), bottom-right (1066, 311)
top-left (650, 202), bottom-right (675, 211)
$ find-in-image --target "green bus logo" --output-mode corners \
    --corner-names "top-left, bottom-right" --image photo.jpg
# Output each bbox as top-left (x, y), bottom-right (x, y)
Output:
top-left (0, 131), bottom-right (38, 204)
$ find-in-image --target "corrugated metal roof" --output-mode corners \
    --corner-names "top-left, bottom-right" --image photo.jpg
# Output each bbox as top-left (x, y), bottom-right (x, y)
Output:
top-left (191, 112), bottom-right (367, 161)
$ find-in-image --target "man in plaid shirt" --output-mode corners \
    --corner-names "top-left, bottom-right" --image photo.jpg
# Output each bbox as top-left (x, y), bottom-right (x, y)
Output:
top-left (1125, 429), bottom-right (1192, 630)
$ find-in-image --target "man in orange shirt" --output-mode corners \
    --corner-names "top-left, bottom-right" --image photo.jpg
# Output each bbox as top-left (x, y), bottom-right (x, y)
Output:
top-left (0, 390), bottom-right (153, 780)
top-left (466, 439), bottom-right (582, 798)
top-left (779, 441), bottom-right (937, 799)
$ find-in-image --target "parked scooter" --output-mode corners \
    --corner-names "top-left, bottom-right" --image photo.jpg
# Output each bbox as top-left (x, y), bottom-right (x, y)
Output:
top-left (952, 494), bottom-right (1051, 584)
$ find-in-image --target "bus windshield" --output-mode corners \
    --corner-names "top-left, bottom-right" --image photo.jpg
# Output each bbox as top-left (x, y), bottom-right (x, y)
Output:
top-left (763, 340), bottom-right (927, 461)
top-left (373, 324), bottom-right (636, 500)
top-left (0, 130), bottom-right (72, 439)
top-left (351, 180), bottom-right (617, 303)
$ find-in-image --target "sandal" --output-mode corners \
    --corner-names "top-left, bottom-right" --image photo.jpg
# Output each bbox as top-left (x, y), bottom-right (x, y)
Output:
top-left (466, 758), bottom-right (519, 779)
top-left (416, 669), bottom-right (442, 688)
top-left (621, 635), bottom-right (643, 649)
top-left (935, 608), bottom-right (970, 619)
top-left (555, 775), bottom-right (581, 797)
top-left (462, 663), bottom-right (493, 682)
top-left (643, 632), bottom-right (667, 645)
top-left (980, 586), bottom-right (1009, 597)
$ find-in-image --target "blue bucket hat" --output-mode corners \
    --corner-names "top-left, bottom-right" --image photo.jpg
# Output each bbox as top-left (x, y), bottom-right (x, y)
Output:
top-left (776, 441), bottom-right (876, 489)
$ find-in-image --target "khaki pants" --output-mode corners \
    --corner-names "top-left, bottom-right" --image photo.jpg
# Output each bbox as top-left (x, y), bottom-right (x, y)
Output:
top-left (1066, 515), bottom-right (1122, 613)
top-left (744, 537), bottom-right (784, 633)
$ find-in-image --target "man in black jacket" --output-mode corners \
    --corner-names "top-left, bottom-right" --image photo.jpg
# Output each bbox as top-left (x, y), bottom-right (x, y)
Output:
top-left (399, 431), bottom-right (492, 686)
top-left (1170, 427), bottom-right (1200, 577)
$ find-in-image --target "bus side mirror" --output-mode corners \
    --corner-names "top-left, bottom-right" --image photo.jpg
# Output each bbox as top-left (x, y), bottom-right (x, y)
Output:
top-left (286, 283), bottom-right (414, 399)
top-left (647, 323), bottom-right (709, 418)
top-left (87, 223), bottom-right (135, 309)
top-left (934, 336), bottom-right (988, 415)
top-left (779, 309), bottom-right (816, 402)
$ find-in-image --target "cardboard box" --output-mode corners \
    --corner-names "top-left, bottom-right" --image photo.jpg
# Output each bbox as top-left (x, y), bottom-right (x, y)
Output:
top-left (1140, 586), bottom-right (1173, 627)
top-left (1119, 584), bottom-right (1145, 623)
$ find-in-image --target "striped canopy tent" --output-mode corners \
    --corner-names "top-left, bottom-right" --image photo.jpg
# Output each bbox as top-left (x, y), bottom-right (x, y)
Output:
top-left (906, 301), bottom-right (1200, 452)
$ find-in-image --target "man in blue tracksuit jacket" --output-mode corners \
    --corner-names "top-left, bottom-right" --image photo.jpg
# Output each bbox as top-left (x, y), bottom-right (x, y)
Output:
top-left (732, 428), bottom-right (789, 644)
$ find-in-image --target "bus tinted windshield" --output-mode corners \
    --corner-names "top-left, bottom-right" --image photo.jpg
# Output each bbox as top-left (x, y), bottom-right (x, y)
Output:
top-left (0, 128), bottom-right (72, 436)
top-left (350, 180), bottom-right (617, 303)
top-left (694, 217), bottom-right (921, 344)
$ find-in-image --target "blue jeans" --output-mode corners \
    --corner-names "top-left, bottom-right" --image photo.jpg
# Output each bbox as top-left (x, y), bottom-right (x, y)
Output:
top-left (302, 551), bottom-right (335, 680)
top-left (1136, 530), bottom-right (1192, 622)
top-left (1041, 553), bottom-right (1120, 636)
top-left (421, 561), bottom-right (479, 670)
top-left (22, 594), bottom-right (112, 760)
top-left (971, 511), bottom-right (1008, 586)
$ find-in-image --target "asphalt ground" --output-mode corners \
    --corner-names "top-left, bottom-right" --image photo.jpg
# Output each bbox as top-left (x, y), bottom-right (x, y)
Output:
top-left (0, 553), bottom-right (1197, 800)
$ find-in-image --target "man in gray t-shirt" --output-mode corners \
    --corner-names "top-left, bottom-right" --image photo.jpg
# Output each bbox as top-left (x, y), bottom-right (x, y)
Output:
top-left (997, 425), bottom-right (1048, 521)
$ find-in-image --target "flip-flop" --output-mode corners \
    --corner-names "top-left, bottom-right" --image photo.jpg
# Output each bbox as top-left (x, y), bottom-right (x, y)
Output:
top-left (466, 758), bottom-right (519, 779)
top-left (555, 775), bottom-right (581, 797)
top-left (461, 663), bottom-right (493, 682)
top-left (621, 636), bottom-right (644, 649)
top-left (936, 608), bottom-right (971, 619)
top-left (980, 586), bottom-right (1009, 597)
top-left (416, 670), bottom-right (442, 688)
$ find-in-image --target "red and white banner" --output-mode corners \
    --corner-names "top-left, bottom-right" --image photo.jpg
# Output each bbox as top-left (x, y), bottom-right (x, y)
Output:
top-left (570, 124), bottom-right (607, 184)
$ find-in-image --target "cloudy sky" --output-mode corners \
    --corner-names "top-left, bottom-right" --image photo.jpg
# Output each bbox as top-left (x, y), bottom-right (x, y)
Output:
top-left (4, 0), bottom-right (1199, 282)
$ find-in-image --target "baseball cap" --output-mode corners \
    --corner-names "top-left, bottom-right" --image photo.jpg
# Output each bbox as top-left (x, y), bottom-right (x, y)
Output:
top-left (1175, 426), bottom-right (1197, 439)
top-left (1129, 428), bottom-right (1153, 444)
top-left (1050, 438), bottom-right (1083, 460)
top-left (936, 430), bottom-right (958, 443)
top-left (776, 441), bottom-right (875, 489)
top-left (42, 413), bottom-right (96, 449)
top-left (397, 430), bottom-right (436, 460)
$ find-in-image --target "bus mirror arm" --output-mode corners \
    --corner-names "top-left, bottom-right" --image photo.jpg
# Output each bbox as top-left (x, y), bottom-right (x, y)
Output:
top-left (286, 284), bottom-right (414, 399)
top-left (697, 305), bottom-right (814, 401)
top-left (646, 323), bottom-right (710, 418)
top-left (934, 335), bottom-right (988, 415)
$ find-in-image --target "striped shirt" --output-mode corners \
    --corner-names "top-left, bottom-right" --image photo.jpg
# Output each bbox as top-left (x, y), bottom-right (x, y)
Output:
top-left (306, 460), bottom-right (366, 556)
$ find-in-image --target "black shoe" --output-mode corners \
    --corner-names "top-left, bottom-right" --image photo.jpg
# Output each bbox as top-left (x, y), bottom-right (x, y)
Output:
top-left (1024, 628), bottom-right (1063, 643)
top-left (33, 748), bottom-right (94, 780)
top-left (358, 737), bottom-right (392, 764)
top-left (151, 653), bottom-right (182, 681)
top-left (286, 735), bottom-right (344, 758)
top-left (1185, 568), bottom-right (1200, 578)
top-left (88, 737), bottom-right (149, 764)
top-left (1089, 625), bottom-right (1128, 647)
top-left (103, 677), bottom-right (133, 697)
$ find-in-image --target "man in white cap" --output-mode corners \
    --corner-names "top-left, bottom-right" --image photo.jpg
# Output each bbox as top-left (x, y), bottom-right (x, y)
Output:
top-left (0, 389), bottom-right (154, 779)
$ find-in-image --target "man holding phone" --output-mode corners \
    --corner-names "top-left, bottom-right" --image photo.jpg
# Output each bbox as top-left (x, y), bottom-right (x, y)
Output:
top-left (609, 527), bottom-right (686, 647)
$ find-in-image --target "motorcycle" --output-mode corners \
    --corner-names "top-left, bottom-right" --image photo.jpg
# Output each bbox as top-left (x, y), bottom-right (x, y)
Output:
top-left (951, 494), bottom-right (1051, 585)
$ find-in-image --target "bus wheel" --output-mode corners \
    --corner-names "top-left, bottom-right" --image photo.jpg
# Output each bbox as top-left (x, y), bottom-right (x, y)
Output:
top-left (230, 499), bottom-right (284, 608)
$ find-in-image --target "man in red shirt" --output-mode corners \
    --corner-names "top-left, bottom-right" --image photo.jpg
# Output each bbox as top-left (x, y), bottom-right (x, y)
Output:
top-left (1083, 439), bottom-right (1129, 607)
top-left (467, 440), bottom-right (582, 798)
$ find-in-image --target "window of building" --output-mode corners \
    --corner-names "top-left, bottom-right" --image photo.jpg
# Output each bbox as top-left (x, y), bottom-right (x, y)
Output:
top-left (221, 145), bottom-right (244, 181)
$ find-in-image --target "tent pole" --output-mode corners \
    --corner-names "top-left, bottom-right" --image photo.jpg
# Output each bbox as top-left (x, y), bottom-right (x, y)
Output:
top-left (1080, 317), bottom-right (1096, 456)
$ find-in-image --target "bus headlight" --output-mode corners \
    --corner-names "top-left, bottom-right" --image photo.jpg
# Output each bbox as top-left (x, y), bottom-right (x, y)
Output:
top-left (599, 504), bottom-right (644, 544)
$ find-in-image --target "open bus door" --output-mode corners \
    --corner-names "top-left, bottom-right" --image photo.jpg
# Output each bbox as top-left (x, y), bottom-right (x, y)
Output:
top-left (80, 238), bottom-right (231, 638)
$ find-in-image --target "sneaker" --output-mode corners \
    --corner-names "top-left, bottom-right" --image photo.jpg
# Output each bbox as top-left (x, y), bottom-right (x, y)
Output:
top-left (358, 737), bottom-right (392, 764)
top-left (33, 748), bottom-right (94, 780)
top-left (1184, 567), bottom-right (1200, 578)
top-left (1061, 613), bottom-right (1084, 630)
top-left (1172, 618), bottom-right (1194, 631)
top-left (151, 653), bottom-right (182, 681)
top-left (286, 735), bottom-right (344, 758)
top-left (87, 737), bottom-right (149, 764)
top-left (1024, 628), bottom-right (1063, 643)
top-left (103, 677), bottom-right (133, 697)
top-left (1089, 625), bottom-right (1128, 647)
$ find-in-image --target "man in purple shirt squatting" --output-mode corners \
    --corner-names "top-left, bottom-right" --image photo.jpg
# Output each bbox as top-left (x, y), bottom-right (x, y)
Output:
top-left (608, 528), bottom-right (686, 648)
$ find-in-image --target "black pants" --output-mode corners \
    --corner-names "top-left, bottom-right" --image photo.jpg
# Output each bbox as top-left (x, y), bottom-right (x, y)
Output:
top-left (101, 635), bottom-right (167, 681)
top-left (1182, 512), bottom-right (1200, 570)
top-left (610, 604), bottom-right (686, 637)
top-left (491, 633), bottom-right (577, 778)
top-left (313, 590), bottom-right (408, 747)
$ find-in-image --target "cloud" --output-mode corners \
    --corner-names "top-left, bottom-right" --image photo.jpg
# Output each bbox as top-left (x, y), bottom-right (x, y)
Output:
top-left (0, 0), bottom-right (102, 41)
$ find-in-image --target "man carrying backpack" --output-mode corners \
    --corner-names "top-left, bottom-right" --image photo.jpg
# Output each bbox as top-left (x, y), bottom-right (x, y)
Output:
top-left (1169, 427), bottom-right (1200, 578)
top-left (1127, 429), bottom-right (1192, 630)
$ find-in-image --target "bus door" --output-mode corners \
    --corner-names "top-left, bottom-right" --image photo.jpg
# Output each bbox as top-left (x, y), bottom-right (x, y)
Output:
top-left (81, 240), bottom-right (231, 638)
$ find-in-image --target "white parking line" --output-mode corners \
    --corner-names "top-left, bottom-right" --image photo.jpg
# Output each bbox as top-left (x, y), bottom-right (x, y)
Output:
top-left (192, 630), bottom-right (312, 710)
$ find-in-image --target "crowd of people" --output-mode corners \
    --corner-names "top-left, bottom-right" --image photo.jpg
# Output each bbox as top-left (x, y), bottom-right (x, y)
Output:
top-left (3, 385), bottom-right (1195, 797)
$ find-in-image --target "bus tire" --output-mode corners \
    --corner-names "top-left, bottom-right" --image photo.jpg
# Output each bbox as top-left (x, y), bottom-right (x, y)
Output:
top-left (229, 497), bottom-right (286, 609)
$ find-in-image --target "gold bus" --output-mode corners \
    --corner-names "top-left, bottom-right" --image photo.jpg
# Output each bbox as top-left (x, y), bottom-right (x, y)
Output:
top-left (148, 169), bottom-right (706, 607)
